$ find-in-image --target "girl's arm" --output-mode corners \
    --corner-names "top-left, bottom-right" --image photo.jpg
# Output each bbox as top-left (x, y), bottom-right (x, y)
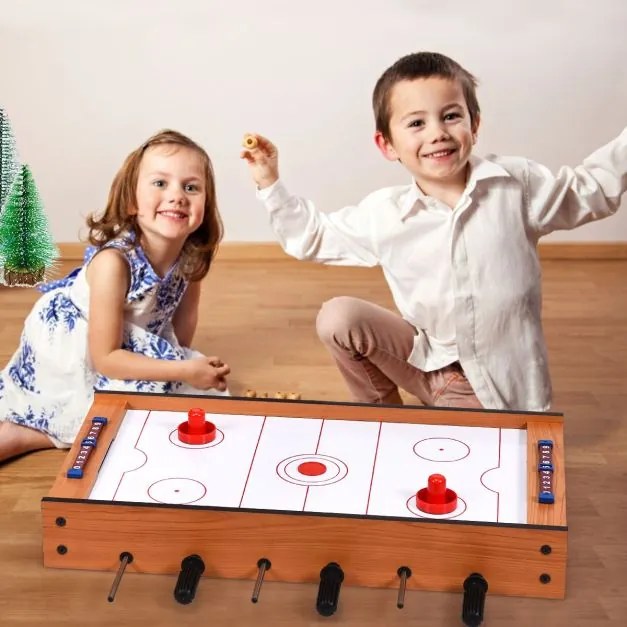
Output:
top-left (172, 280), bottom-right (201, 348)
top-left (86, 248), bottom-right (191, 382)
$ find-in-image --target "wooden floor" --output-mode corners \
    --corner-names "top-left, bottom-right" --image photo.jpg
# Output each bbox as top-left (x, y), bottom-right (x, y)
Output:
top-left (1, 256), bottom-right (626, 626)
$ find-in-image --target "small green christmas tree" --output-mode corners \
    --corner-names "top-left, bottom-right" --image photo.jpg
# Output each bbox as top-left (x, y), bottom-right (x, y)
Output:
top-left (0, 108), bottom-right (20, 212)
top-left (0, 164), bottom-right (58, 286)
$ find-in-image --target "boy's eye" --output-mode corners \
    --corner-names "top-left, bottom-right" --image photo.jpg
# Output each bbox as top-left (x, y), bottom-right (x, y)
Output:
top-left (408, 119), bottom-right (424, 128)
top-left (444, 112), bottom-right (462, 121)
top-left (152, 180), bottom-right (165, 187)
top-left (185, 183), bottom-right (199, 193)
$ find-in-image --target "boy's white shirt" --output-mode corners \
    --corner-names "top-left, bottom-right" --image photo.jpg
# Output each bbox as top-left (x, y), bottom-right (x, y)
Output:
top-left (257, 128), bottom-right (627, 412)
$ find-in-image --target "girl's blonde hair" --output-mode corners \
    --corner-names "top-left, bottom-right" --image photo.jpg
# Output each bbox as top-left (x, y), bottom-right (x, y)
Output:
top-left (86, 129), bottom-right (223, 281)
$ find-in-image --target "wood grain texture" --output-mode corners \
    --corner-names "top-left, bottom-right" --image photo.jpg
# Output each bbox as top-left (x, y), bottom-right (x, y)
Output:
top-left (41, 500), bottom-right (566, 598)
top-left (1, 256), bottom-right (626, 626)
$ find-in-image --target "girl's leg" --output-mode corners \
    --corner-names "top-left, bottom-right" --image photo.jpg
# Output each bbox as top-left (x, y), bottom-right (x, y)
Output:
top-left (0, 420), bottom-right (55, 463)
top-left (316, 296), bottom-right (434, 405)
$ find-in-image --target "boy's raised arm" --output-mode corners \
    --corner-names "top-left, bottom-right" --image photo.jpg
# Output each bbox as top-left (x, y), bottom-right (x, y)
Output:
top-left (527, 127), bottom-right (627, 236)
top-left (241, 133), bottom-right (379, 267)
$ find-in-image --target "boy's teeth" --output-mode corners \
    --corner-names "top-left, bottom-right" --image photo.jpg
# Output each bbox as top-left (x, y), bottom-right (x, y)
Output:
top-left (428, 150), bottom-right (452, 157)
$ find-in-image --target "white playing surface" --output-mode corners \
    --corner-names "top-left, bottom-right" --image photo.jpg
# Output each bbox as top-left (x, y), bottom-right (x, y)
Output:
top-left (89, 410), bottom-right (528, 523)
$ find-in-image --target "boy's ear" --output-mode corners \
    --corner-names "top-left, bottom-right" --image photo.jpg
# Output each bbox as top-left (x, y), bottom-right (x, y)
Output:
top-left (471, 115), bottom-right (481, 144)
top-left (374, 131), bottom-right (399, 162)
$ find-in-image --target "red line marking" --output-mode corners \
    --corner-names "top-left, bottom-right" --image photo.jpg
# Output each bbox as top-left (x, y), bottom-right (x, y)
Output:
top-left (112, 410), bottom-right (150, 501)
top-left (303, 419), bottom-right (325, 511)
top-left (238, 416), bottom-right (267, 508)
top-left (314, 420), bottom-right (324, 454)
top-left (365, 421), bottom-right (383, 515)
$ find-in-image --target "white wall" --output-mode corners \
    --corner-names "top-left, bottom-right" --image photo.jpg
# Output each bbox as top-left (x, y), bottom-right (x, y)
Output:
top-left (1, 0), bottom-right (626, 243)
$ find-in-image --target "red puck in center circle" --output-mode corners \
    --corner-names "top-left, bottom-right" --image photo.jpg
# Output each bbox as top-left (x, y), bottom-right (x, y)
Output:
top-left (297, 461), bottom-right (327, 476)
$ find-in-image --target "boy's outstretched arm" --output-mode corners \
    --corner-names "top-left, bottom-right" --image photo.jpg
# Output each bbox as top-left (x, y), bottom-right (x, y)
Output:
top-left (240, 133), bottom-right (378, 266)
top-left (527, 127), bottom-right (627, 236)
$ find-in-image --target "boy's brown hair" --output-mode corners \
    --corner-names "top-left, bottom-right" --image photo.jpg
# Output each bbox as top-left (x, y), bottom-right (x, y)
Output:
top-left (373, 52), bottom-right (480, 142)
top-left (86, 129), bottom-right (223, 281)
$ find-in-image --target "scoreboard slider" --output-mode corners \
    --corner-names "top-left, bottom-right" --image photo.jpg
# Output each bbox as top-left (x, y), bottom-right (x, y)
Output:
top-left (537, 439), bottom-right (555, 504)
top-left (67, 417), bottom-right (108, 479)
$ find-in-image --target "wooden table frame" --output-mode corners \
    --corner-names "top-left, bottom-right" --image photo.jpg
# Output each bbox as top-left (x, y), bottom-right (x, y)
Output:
top-left (41, 391), bottom-right (567, 599)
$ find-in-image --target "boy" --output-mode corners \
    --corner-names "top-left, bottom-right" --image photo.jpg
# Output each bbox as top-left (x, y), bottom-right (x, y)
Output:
top-left (241, 51), bottom-right (626, 412)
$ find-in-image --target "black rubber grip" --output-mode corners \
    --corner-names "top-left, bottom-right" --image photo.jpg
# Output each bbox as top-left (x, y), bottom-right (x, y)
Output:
top-left (316, 562), bottom-right (344, 617)
top-left (173, 554), bottom-right (206, 605)
top-left (462, 573), bottom-right (488, 627)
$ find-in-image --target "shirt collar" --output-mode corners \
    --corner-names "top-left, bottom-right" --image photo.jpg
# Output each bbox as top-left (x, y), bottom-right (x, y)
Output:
top-left (467, 153), bottom-right (511, 186)
top-left (399, 153), bottom-right (511, 219)
top-left (399, 181), bottom-right (424, 219)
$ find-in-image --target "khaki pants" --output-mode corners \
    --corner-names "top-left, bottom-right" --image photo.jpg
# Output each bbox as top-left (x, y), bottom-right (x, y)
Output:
top-left (316, 297), bottom-right (482, 408)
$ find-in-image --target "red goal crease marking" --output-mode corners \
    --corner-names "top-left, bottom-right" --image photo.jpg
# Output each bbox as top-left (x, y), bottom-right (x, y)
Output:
top-left (478, 427), bottom-right (503, 523)
top-left (112, 410), bottom-right (150, 501)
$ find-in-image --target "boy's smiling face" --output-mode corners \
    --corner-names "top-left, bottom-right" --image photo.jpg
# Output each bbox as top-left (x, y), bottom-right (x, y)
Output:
top-left (375, 77), bottom-right (479, 194)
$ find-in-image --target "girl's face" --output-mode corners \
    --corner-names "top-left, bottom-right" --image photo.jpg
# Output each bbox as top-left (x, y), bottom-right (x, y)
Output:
top-left (133, 144), bottom-right (206, 248)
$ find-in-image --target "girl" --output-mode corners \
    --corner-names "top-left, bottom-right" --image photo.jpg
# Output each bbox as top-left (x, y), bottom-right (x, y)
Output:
top-left (0, 129), bottom-right (230, 462)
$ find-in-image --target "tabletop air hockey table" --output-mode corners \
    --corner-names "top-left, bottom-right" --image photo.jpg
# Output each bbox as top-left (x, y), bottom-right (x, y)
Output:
top-left (41, 391), bottom-right (567, 624)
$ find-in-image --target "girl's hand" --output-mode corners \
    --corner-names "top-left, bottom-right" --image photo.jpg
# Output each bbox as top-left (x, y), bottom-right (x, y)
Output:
top-left (183, 356), bottom-right (230, 391)
top-left (240, 133), bottom-right (279, 189)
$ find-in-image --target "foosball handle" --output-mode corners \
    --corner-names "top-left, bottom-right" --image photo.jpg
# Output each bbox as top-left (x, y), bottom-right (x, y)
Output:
top-left (461, 573), bottom-right (488, 627)
top-left (316, 562), bottom-right (344, 617)
top-left (173, 554), bottom-right (206, 605)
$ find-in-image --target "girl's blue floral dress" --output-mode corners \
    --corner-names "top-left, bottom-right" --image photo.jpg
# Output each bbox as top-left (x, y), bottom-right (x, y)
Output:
top-left (0, 236), bottom-right (227, 447)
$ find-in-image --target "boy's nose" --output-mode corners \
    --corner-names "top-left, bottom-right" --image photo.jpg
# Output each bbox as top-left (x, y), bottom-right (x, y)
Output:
top-left (427, 122), bottom-right (450, 142)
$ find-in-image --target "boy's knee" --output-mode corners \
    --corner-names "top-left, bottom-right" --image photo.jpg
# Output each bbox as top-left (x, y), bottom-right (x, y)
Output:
top-left (316, 296), bottom-right (362, 344)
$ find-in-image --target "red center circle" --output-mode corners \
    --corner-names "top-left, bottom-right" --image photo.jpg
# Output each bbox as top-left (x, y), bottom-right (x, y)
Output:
top-left (297, 461), bottom-right (327, 476)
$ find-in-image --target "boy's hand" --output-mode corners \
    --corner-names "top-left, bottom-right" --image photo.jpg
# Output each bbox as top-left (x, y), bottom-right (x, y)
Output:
top-left (183, 356), bottom-right (230, 391)
top-left (240, 133), bottom-right (279, 189)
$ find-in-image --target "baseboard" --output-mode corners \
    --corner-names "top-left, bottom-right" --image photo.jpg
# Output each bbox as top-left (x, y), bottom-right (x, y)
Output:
top-left (56, 242), bottom-right (291, 262)
top-left (57, 241), bottom-right (627, 262)
top-left (536, 243), bottom-right (627, 260)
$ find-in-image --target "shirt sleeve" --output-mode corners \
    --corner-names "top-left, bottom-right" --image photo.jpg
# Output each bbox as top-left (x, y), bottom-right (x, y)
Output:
top-left (256, 180), bottom-right (379, 266)
top-left (526, 127), bottom-right (627, 236)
